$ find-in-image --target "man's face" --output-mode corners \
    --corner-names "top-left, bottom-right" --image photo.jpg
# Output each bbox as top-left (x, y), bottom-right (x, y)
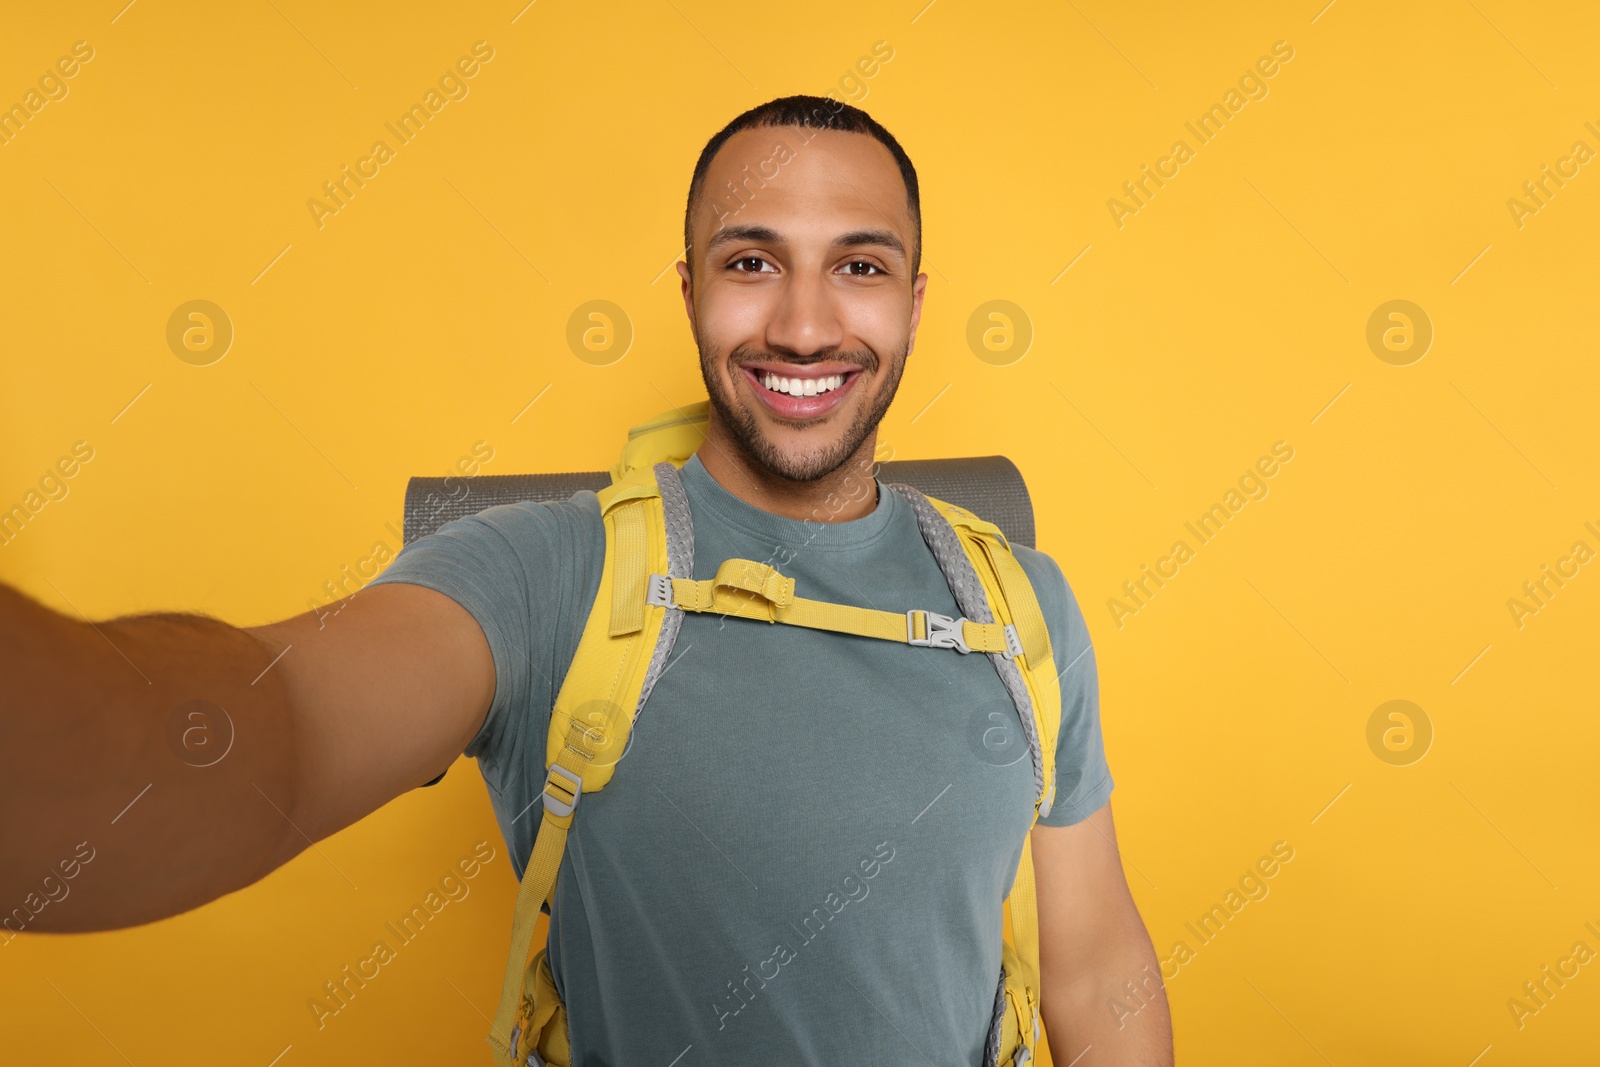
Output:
top-left (678, 127), bottom-right (927, 484)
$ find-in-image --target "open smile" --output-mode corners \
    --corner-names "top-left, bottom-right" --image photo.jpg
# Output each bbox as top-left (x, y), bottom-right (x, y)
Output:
top-left (739, 362), bottom-right (864, 420)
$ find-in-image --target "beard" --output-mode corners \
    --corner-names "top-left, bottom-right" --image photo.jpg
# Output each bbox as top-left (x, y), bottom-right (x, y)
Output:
top-left (696, 329), bottom-right (908, 484)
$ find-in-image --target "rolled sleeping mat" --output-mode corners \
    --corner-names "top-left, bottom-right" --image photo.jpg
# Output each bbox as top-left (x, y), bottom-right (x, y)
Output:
top-left (403, 455), bottom-right (1036, 549)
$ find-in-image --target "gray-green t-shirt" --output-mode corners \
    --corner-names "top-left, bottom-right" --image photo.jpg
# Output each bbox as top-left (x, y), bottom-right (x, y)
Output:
top-left (369, 451), bottom-right (1113, 1066)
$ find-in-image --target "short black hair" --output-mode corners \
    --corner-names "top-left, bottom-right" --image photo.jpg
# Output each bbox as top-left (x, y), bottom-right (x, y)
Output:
top-left (682, 94), bottom-right (921, 279)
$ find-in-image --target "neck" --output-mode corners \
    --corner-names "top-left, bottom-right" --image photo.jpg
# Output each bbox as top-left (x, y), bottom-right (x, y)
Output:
top-left (694, 418), bottom-right (881, 523)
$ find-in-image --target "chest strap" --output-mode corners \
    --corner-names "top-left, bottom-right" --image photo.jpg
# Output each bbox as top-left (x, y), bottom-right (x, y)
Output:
top-left (644, 558), bottom-right (1024, 658)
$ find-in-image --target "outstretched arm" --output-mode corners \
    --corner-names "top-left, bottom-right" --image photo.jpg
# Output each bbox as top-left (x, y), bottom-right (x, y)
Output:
top-left (0, 580), bottom-right (493, 934)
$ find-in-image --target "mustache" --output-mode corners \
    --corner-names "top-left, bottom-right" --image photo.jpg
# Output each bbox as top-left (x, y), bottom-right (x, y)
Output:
top-left (729, 347), bottom-right (878, 373)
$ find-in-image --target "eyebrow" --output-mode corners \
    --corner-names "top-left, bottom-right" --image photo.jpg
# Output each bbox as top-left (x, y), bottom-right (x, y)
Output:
top-left (704, 224), bottom-right (906, 260)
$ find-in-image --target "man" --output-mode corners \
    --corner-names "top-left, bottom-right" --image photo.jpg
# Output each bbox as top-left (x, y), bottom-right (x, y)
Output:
top-left (1, 95), bottom-right (1172, 1064)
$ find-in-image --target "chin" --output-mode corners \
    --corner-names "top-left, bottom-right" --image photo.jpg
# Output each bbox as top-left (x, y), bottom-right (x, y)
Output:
top-left (743, 434), bottom-right (849, 484)
top-left (697, 337), bottom-right (903, 483)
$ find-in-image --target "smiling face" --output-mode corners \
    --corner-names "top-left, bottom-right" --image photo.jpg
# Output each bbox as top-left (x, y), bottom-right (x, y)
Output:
top-left (678, 126), bottom-right (927, 486)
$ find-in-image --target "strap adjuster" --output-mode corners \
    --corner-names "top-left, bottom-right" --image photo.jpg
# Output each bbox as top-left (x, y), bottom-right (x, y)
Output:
top-left (1002, 623), bottom-right (1023, 660)
top-left (1010, 1014), bottom-right (1040, 1066)
top-left (542, 765), bottom-right (582, 817)
top-left (645, 573), bottom-right (674, 607)
top-left (906, 609), bottom-right (971, 654)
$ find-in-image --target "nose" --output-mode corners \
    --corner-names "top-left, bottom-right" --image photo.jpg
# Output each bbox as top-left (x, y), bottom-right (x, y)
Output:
top-left (763, 265), bottom-right (845, 359)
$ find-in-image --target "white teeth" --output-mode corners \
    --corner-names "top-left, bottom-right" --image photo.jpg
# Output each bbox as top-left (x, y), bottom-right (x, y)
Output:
top-left (759, 372), bottom-right (845, 398)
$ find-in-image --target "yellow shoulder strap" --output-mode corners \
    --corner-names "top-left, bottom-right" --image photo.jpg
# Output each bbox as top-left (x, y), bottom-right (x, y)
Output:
top-left (610, 400), bottom-right (708, 480)
top-left (486, 466), bottom-right (670, 1065)
top-left (920, 494), bottom-right (1062, 813)
top-left (920, 493), bottom-right (1061, 1063)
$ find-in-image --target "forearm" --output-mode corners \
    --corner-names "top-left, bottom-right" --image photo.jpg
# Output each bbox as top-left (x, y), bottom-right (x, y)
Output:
top-left (0, 582), bottom-right (302, 934)
top-left (1040, 920), bottom-right (1173, 1066)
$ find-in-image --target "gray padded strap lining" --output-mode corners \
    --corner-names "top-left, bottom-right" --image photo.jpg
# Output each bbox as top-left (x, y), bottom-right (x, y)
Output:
top-left (887, 483), bottom-right (1045, 804)
top-left (982, 964), bottom-right (1006, 1067)
top-left (633, 462), bottom-right (693, 720)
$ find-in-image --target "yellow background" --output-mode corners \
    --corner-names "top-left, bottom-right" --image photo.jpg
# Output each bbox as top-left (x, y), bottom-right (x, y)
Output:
top-left (3, 0), bottom-right (1598, 1063)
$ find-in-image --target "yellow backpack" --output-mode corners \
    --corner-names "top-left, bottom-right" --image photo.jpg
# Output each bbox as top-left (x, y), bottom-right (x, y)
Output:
top-left (487, 401), bottom-right (1063, 1067)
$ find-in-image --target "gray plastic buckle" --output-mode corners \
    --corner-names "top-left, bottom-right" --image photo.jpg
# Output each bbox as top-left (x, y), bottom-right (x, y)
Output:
top-left (542, 765), bottom-right (581, 817)
top-left (1002, 624), bottom-right (1023, 660)
top-left (1010, 1015), bottom-right (1041, 1067)
top-left (645, 573), bottom-right (674, 607)
top-left (907, 609), bottom-right (971, 654)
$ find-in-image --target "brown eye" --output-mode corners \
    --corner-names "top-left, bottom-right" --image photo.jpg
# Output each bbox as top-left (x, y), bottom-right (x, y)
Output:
top-left (843, 260), bottom-right (883, 276)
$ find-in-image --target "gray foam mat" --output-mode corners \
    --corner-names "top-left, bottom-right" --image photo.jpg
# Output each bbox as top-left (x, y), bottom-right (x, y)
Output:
top-left (404, 455), bottom-right (1035, 549)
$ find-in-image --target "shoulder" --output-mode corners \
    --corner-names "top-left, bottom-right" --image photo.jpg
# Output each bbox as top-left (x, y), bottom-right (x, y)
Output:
top-left (1003, 542), bottom-right (1095, 686)
top-left (370, 489), bottom-right (607, 613)
top-left (368, 490), bottom-right (609, 771)
top-left (441, 490), bottom-right (603, 542)
top-left (400, 491), bottom-right (604, 566)
top-left (1008, 543), bottom-right (1088, 631)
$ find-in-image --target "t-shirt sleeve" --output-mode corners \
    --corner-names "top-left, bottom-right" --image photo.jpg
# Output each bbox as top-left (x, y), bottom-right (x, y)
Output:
top-left (1011, 547), bottom-right (1114, 827)
top-left (364, 492), bottom-right (605, 871)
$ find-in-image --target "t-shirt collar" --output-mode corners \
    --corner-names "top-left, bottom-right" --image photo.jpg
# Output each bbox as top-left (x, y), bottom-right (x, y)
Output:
top-left (677, 451), bottom-right (898, 549)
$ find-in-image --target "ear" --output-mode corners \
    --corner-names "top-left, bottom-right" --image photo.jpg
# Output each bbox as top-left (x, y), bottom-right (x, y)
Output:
top-left (906, 270), bottom-right (929, 355)
top-left (676, 260), bottom-right (695, 330)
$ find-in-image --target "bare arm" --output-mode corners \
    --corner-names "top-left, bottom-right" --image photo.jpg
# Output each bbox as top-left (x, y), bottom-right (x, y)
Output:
top-left (1033, 802), bottom-right (1174, 1065)
top-left (0, 579), bottom-right (493, 933)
